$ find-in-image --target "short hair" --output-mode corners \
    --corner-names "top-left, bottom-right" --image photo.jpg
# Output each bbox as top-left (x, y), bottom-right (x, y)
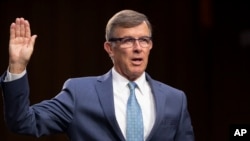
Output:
top-left (105, 9), bottom-right (152, 41)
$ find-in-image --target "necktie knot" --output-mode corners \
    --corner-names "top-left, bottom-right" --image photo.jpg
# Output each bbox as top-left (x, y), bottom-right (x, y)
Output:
top-left (128, 81), bottom-right (137, 91)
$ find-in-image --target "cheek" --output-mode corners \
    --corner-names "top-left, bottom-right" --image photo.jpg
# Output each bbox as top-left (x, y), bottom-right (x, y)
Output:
top-left (117, 54), bottom-right (130, 65)
top-left (113, 50), bottom-right (129, 64)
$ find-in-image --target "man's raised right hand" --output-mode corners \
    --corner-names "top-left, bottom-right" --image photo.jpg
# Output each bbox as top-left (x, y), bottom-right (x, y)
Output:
top-left (8, 17), bottom-right (37, 74)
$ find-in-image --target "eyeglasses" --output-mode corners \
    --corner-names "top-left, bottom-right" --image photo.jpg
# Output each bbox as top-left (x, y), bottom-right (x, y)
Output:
top-left (108, 36), bottom-right (152, 48)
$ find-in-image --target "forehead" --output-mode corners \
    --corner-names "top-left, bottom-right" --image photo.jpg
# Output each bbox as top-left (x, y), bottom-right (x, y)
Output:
top-left (113, 22), bottom-right (151, 38)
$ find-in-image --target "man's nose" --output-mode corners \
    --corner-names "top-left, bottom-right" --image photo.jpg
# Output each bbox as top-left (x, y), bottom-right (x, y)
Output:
top-left (133, 40), bottom-right (142, 49)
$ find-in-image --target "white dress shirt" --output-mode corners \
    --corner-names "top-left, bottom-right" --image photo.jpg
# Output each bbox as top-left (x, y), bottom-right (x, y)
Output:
top-left (112, 68), bottom-right (155, 140)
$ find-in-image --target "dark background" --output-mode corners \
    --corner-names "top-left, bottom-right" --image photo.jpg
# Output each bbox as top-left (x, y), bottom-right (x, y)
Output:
top-left (0, 0), bottom-right (249, 141)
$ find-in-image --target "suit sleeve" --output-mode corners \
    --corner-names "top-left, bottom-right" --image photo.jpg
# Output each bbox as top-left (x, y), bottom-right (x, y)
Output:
top-left (0, 72), bottom-right (5, 85)
top-left (0, 75), bottom-right (2, 85)
top-left (175, 92), bottom-right (195, 141)
top-left (1, 73), bottom-right (75, 137)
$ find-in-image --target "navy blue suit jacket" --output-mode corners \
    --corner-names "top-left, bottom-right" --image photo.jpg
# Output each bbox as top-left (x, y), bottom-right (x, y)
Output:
top-left (1, 70), bottom-right (194, 141)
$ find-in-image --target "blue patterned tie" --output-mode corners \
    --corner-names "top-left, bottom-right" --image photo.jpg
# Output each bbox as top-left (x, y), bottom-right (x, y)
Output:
top-left (126, 82), bottom-right (144, 141)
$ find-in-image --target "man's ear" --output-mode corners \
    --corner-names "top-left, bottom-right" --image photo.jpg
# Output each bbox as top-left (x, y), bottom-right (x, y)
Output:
top-left (104, 42), bottom-right (114, 58)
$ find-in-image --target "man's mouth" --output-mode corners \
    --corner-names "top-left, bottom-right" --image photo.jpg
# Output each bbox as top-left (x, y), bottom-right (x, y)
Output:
top-left (131, 58), bottom-right (143, 65)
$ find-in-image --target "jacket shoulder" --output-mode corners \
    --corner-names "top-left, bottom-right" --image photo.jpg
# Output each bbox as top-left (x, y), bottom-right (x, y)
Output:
top-left (62, 71), bottom-right (111, 88)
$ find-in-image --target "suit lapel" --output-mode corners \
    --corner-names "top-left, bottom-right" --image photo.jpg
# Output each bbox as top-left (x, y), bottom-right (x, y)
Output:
top-left (95, 71), bottom-right (125, 141)
top-left (95, 72), bottom-right (166, 141)
top-left (145, 74), bottom-right (166, 141)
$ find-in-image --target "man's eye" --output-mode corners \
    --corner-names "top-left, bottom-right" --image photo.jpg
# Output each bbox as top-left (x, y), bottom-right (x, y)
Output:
top-left (122, 38), bottom-right (134, 43)
top-left (140, 38), bottom-right (150, 43)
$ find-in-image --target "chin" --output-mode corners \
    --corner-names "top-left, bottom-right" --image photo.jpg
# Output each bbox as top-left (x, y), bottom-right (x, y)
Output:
top-left (130, 69), bottom-right (144, 77)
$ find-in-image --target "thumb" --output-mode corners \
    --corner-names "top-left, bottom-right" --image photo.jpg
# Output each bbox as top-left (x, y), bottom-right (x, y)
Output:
top-left (29, 35), bottom-right (37, 48)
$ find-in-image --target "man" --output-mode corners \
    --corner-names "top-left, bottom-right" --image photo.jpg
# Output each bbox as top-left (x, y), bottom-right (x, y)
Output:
top-left (1, 9), bottom-right (194, 141)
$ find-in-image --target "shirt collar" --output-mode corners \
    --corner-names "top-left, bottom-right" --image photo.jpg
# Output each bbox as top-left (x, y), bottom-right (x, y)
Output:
top-left (112, 67), bottom-right (147, 94)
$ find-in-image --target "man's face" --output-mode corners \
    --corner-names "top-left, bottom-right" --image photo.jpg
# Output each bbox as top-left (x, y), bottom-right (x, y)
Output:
top-left (104, 22), bottom-right (153, 81)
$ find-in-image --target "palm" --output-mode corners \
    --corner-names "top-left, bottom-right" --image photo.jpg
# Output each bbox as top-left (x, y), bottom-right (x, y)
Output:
top-left (10, 35), bottom-right (33, 63)
top-left (9, 18), bottom-right (37, 73)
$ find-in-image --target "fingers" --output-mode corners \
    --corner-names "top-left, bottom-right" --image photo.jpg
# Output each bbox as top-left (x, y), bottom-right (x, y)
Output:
top-left (10, 23), bottom-right (16, 40)
top-left (25, 20), bottom-right (31, 37)
top-left (10, 17), bottom-right (32, 39)
top-left (20, 18), bottom-right (25, 37)
top-left (15, 18), bottom-right (21, 37)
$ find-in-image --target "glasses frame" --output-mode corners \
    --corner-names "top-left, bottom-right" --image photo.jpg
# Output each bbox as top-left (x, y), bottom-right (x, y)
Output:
top-left (108, 36), bottom-right (152, 48)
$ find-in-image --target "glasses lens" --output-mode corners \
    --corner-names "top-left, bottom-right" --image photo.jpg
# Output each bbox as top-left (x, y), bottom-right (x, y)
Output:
top-left (109, 37), bottom-right (152, 48)
top-left (120, 37), bottom-right (151, 48)
top-left (138, 37), bottom-right (151, 47)
top-left (120, 38), bottom-right (135, 48)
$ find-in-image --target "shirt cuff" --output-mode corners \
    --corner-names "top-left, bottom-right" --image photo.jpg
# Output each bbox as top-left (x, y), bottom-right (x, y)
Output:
top-left (4, 68), bottom-right (26, 82)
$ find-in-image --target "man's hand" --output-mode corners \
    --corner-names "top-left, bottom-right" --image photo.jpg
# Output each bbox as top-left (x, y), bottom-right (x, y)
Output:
top-left (9, 17), bottom-right (37, 74)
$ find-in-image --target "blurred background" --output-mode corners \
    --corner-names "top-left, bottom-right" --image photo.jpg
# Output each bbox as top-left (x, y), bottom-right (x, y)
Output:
top-left (0, 0), bottom-right (249, 141)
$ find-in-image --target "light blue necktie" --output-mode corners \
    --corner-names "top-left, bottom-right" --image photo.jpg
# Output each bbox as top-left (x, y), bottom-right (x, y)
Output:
top-left (126, 82), bottom-right (144, 141)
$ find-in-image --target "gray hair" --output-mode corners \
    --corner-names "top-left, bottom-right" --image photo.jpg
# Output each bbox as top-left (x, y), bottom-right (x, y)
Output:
top-left (105, 9), bottom-right (152, 41)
